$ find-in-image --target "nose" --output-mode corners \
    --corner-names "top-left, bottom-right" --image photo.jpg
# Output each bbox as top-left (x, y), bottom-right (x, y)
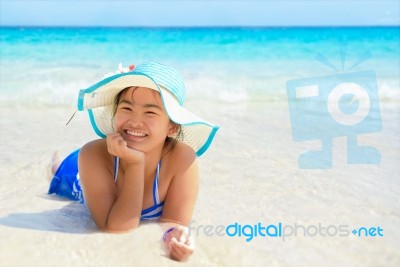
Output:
top-left (127, 113), bottom-right (144, 127)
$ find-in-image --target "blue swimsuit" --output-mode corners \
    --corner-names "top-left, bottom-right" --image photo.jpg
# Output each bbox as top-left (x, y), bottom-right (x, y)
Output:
top-left (113, 156), bottom-right (164, 220)
top-left (48, 149), bottom-right (164, 221)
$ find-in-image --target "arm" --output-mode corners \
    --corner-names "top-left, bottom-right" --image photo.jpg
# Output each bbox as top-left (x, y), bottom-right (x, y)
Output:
top-left (160, 145), bottom-right (199, 261)
top-left (78, 134), bottom-right (145, 232)
top-left (160, 149), bottom-right (199, 226)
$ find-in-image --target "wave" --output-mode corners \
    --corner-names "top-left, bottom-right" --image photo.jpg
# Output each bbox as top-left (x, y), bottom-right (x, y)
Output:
top-left (0, 75), bottom-right (398, 108)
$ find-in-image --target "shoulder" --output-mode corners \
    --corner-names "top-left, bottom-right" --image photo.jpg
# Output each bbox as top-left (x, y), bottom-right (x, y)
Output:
top-left (164, 141), bottom-right (198, 176)
top-left (169, 141), bottom-right (196, 163)
top-left (80, 139), bottom-right (107, 157)
top-left (79, 139), bottom-right (112, 171)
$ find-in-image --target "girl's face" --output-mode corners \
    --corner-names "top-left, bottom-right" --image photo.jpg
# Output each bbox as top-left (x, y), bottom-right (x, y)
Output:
top-left (114, 87), bottom-right (176, 153)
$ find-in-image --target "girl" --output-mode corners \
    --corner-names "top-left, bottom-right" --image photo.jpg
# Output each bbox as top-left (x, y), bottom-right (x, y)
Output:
top-left (48, 62), bottom-right (219, 261)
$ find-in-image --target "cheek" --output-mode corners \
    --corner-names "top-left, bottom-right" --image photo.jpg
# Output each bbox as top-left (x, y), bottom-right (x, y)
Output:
top-left (113, 113), bottom-right (126, 128)
top-left (148, 119), bottom-right (171, 134)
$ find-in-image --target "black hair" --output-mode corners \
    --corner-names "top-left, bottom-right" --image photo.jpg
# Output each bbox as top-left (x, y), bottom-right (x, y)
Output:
top-left (113, 87), bottom-right (183, 156)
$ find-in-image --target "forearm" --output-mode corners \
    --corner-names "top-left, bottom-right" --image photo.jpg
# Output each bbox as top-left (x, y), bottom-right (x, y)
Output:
top-left (104, 162), bottom-right (144, 232)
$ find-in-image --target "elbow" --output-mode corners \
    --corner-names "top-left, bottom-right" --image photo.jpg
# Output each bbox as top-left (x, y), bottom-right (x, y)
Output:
top-left (100, 226), bottom-right (138, 234)
top-left (97, 219), bottom-right (140, 233)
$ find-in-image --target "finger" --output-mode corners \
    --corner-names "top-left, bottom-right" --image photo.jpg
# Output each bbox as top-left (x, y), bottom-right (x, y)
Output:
top-left (171, 239), bottom-right (193, 258)
top-left (169, 241), bottom-right (186, 261)
top-left (170, 237), bottom-right (179, 246)
top-left (107, 134), bottom-right (127, 155)
top-left (117, 139), bottom-right (127, 147)
top-left (107, 133), bottom-right (122, 141)
top-left (178, 232), bottom-right (187, 243)
top-left (177, 242), bottom-right (194, 255)
top-left (106, 134), bottom-right (120, 147)
top-left (185, 236), bottom-right (195, 249)
top-left (170, 238), bottom-right (184, 253)
top-left (172, 245), bottom-right (193, 262)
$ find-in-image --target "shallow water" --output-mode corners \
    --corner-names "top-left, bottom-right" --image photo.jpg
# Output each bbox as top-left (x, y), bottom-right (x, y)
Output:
top-left (1, 27), bottom-right (399, 106)
top-left (0, 26), bottom-right (399, 266)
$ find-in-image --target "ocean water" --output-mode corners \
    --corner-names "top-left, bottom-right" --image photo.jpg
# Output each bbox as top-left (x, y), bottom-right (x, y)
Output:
top-left (0, 26), bottom-right (399, 106)
top-left (0, 27), bottom-right (400, 267)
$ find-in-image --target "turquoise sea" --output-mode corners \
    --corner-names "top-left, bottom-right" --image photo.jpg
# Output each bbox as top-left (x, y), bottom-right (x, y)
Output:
top-left (1, 26), bottom-right (400, 267)
top-left (0, 26), bottom-right (399, 106)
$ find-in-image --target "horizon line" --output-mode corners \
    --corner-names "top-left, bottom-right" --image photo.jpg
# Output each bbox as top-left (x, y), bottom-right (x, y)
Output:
top-left (1, 24), bottom-right (399, 29)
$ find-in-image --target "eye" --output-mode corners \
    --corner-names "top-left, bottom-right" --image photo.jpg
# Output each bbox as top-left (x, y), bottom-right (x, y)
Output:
top-left (145, 111), bottom-right (157, 115)
top-left (119, 106), bottom-right (132, 111)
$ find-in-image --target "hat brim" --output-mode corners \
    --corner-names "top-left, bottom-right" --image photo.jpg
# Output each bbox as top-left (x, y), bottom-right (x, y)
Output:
top-left (78, 72), bottom-right (219, 156)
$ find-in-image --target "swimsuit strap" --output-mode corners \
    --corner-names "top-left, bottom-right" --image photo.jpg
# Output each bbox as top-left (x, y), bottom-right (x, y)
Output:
top-left (152, 161), bottom-right (161, 205)
top-left (114, 156), bottom-right (119, 182)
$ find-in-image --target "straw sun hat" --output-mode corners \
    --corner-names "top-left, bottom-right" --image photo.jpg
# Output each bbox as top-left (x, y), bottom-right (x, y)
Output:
top-left (77, 62), bottom-right (219, 156)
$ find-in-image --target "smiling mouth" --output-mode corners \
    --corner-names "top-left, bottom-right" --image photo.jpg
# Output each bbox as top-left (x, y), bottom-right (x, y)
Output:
top-left (125, 130), bottom-right (148, 137)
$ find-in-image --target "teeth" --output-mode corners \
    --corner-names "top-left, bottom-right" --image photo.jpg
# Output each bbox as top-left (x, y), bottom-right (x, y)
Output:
top-left (126, 130), bottom-right (146, 137)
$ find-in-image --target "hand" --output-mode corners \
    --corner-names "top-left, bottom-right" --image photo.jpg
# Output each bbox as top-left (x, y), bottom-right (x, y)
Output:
top-left (163, 225), bottom-right (195, 261)
top-left (106, 133), bottom-right (144, 164)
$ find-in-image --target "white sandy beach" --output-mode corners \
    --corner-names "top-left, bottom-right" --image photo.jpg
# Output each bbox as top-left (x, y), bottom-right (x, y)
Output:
top-left (0, 99), bottom-right (399, 267)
